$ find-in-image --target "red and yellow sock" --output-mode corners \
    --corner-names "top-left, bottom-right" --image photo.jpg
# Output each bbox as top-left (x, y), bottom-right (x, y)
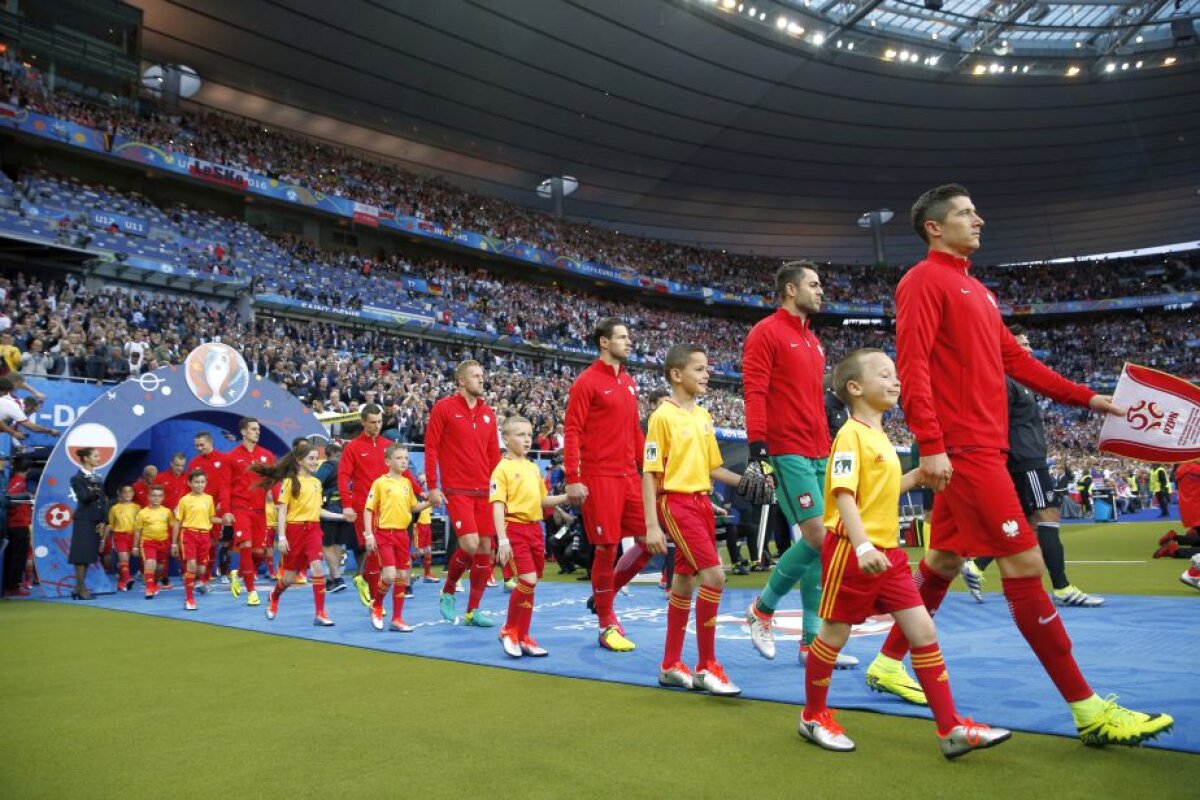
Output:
top-left (880, 560), bottom-right (951, 660)
top-left (910, 642), bottom-right (959, 734)
top-left (695, 583), bottom-right (723, 666)
top-left (423, 552), bottom-right (433, 577)
top-left (391, 582), bottom-right (407, 621)
top-left (118, 561), bottom-right (131, 586)
top-left (1002, 575), bottom-right (1091, 702)
top-left (662, 591), bottom-right (692, 668)
top-left (312, 575), bottom-right (327, 615)
top-left (183, 571), bottom-right (196, 603)
top-left (513, 578), bottom-right (536, 637)
top-left (144, 569), bottom-right (157, 594)
top-left (803, 637), bottom-right (840, 718)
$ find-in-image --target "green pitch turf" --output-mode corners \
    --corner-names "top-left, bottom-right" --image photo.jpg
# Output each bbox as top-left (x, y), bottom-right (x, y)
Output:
top-left (1, 520), bottom-right (1193, 800)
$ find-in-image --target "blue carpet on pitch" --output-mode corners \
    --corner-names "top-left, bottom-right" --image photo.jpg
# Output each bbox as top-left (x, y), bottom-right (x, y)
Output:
top-left (49, 582), bottom-right (1197, 754)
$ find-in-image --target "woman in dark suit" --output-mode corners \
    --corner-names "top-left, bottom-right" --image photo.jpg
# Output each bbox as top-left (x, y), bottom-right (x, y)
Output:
top-left (68, 447), bottom-right (109, 599)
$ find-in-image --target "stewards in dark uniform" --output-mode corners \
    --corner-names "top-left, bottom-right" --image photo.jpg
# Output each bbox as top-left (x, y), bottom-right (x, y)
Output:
top-left (68, 447), bottom-right (109, 599)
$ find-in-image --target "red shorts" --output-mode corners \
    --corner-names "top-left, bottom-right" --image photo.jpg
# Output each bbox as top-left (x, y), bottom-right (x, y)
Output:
top-left (415, 523), bottom-right (433, 549)
top-left (232, 509), bottom-right (268, 549)
top-left (111, 532), bottom-right (133, 555)
top-left (445, 493), bottom-right (495, 539)
top-left (818, 535), bottom-right (922, 625)
top-left (581, 473), bottom-right (646, 545)
top-left (282, 522), bottom-right (323, 572)
top-left (181, 529), bottom-right (211, 564)
top-left (657, 492), bottom-right (718, 577)
top-left (929, 449), bottom-right (1039, 558)
top-left (374, 528), bottom-right (412, 571)
top-left (140, 538), bottom-right (169, 564)
top-left (503, 521), bottom-right (545, 578)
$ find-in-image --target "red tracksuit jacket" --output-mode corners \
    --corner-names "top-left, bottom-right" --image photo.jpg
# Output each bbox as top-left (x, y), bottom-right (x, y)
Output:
top-left (225, 444), bottom-right (276, 512)
top-left (896, 250), bottom-right (1094, 456)
top-left (562, 359), bottom-right (643, 482)
top-left (741, 308), bottom-right (831, 459)
top-left (424, 394), bottom-right (500, 494)
top-left (187, 451), bottom-right (231, 513)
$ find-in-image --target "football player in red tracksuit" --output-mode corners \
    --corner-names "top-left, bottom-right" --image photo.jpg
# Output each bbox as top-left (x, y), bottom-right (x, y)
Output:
top-left (224, 417), bottom-right (277, 605)
top-left (425, 359), bottom-right (501, 627)
top-left (152, 452), bottom-right (190, 588)
top-left (187, 431), bottom-right (231, 590)
top-left (132, 466), bottom-right (157, 507)
top-left (338, 404), bottom-right (424, 608)
top-left (871, 183), bottom-right (1172, 747)
top-left (563, 317), bottom-right (649, 652)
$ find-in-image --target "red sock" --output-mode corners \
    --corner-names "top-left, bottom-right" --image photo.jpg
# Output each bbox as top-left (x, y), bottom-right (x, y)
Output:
top-left (270, 579), bottom-right (286, 604)
top-left (662, 591), bottom-right (692, 668)
top-left (144, 569), bottom-right (157, 594)
top-left (509, 578), bottom-right (536, 637)
top-left (591, 544), bottom-right (617, 627)
top-left (312, 576), bottom-right (327, 616)
top-left (423, 552), bottom-right (433, 577)
top-left (803, 637), bottom-right (840, 718)
top-left (1002, 576), bottom-right (1092, 702)
top-left (442, 549), bottom-right (471, 594)
top-left (880, 560), bottom-right (951, 660)
top-left (614, 544), bottom-right (651, 590)
top-left (695, 583), bottom-right (723, 667)
top-left (391, 582), bottom-right (406, 622)
top-left (118, 560), bottom-right (131, 586)
top-left (467, 552), bottom-right (492, 612)
top-left (361, 555), bottom-right (381, 595)
top-left (372, 580), bottom-right (386, 613)
top-left (184, 571), bottom-right (195, 603)
top-left (910, 643), bottom-right (959, 735)
top-left (240, 547), bottom-right (256, 592)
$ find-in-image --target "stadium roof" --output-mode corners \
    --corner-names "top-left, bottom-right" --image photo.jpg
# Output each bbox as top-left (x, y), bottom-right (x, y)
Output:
top-left (132, 0), bottom-right (1200, 266)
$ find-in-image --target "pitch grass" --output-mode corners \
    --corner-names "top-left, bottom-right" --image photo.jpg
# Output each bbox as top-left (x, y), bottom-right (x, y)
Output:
top-left (1, 520), bottom-right (1194, 800)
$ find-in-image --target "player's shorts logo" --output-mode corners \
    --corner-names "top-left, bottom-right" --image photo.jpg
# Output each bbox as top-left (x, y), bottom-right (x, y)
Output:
top-left (797, 493), bottom-right (814, 510)
top-left (185, 343), bottom-right (249, 407)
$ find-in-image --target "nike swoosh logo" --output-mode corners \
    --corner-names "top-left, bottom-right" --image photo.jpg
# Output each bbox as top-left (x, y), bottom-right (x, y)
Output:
top-left (603, 389), bottom-right (613, 394)
top-left (960, 288), bottom-right (972, 294)
top-left (1038, 612), bottom-right (1058, 625)
top-left (790, 342), bottom-right (800, 348)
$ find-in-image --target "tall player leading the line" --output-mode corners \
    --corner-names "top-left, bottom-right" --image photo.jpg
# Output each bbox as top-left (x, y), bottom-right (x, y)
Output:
top-left (563, 318), bottom-right (652, 652)
top-left (881, 183), bottom-right (1171, 746)
top-left (426, 360), bottom-right (503, 627)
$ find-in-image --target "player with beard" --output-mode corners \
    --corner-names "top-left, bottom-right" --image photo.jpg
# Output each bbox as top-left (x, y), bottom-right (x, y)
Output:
top-left (563, 317), bottom-right (650, 651)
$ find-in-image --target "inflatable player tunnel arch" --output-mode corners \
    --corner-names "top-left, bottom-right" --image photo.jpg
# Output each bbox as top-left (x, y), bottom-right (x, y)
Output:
top-left (31, 344), bottom-right (326, 596)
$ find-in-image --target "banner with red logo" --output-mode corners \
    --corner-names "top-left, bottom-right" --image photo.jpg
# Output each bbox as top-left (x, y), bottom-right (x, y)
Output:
top-left (352, 201), bottom-right (380, 228)
top-left (1098, 364), bottom-right (1200, 463)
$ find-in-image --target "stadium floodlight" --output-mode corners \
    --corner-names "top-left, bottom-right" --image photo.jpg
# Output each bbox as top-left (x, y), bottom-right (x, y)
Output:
top-left (141, 64), bottom-right (202, 99)
top-left (537, 176), bottom-right (578, 217)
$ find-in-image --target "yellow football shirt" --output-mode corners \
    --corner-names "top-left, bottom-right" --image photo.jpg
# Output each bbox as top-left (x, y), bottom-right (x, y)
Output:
top-left (643, 400), bottom-right (722, 494)
top-left (136, 506), bottom-right (174, 542)
top-left (365, 473), bottom-right (418, 531)
top-left (107, 501), bottom-right (140, 533)
top-left (278, 476), bottom-right (322, 523)
top-left (490, 457), bottom-right (546, 523)
top-left (175, 493), bottom-right (216, 531)
top-left (417, 503), bottom-right (432, 525)
top-left (822, 419), bottom-right (902, 548)
top-left (0, 344), bottom-right (20, 372)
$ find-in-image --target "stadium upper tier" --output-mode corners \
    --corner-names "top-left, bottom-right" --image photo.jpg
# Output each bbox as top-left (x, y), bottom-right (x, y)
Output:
top-left (0, 62), bottom-right (1196, 315)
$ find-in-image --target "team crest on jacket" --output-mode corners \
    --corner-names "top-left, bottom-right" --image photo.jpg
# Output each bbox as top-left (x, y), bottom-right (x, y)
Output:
top-left (1001, 519), bottom-right (1019, 537)
top-left (483, 414), bottom-right (491, 423)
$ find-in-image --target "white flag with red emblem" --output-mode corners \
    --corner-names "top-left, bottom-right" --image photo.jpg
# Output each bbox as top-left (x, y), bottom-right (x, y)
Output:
top-left (1098, 364), bottom-right (1200, 463)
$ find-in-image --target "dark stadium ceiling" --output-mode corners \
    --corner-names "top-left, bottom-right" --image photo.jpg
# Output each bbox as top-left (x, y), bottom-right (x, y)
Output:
top-left (132, 0), bottom-right (1200, 266)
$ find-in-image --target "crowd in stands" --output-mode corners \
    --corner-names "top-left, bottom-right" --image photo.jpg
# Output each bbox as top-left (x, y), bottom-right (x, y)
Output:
top-left (3, 53), bottom-right (1198, 303)
top-left (3, 273), bottom-right (1194, 471)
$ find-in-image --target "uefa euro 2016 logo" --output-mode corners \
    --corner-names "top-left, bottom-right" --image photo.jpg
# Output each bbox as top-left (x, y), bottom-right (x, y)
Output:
top-left (185, 343), bottom-right (249, 407)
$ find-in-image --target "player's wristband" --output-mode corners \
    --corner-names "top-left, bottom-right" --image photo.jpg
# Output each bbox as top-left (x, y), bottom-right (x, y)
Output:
top-left (497, 538), bottom-right (509, 546)
top-left (855, 542), bottom-right (877, 557)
